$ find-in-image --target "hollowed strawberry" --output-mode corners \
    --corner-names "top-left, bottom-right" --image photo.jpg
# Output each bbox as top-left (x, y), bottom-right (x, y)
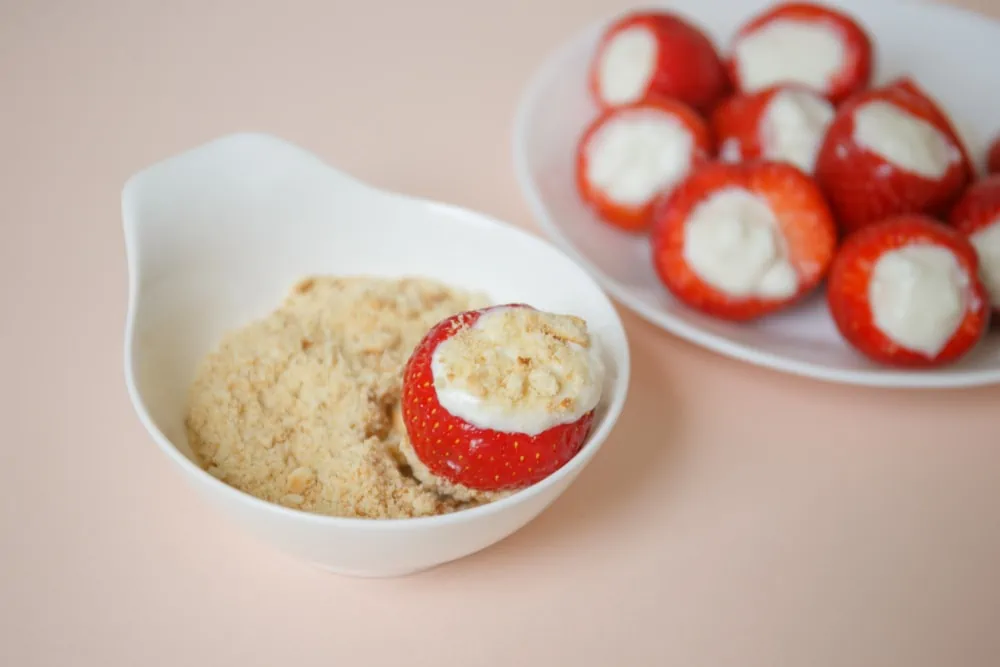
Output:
top-left (589, 10), bottom-right (728, 113)
top-left (711, 85), bottom-right (834, 174)
top-left (400, 304), bottom-right (604, 492)
top-left (576, 97), bottom-right (712, 233)
top-left (650, 160), bottom-right (838, 321)
top-left (948, 175), bottom-right (1000, 313)
top-left (815, 77), bottom-right (973, 234)
top-left (827, 215), bottom-right (989, 367)
top-left (726, 1), bottom-right (873, 104)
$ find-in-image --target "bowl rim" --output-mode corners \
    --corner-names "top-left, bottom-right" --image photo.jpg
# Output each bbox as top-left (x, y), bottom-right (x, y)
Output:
top-left (122, 132), bottom-right (633, 530)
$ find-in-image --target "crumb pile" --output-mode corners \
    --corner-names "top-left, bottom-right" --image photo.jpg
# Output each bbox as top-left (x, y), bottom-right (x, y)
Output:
top-left (185, 276), bottom-right (493, 519)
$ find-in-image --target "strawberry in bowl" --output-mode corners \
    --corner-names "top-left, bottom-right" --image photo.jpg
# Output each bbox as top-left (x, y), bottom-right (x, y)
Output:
top-left (400, 304), bottom-right (605, 493)
top-left (949, 175), bottom-right (1000, 313)
top-left (650, 160), bottom-right (838, 321)
top-left (726, 1), bottom-right (873, 104)
top-left (589, 10), bottom-right (728, 114)
top-left (827, 215), bottom-right (990, 368)
top-left (711, 85), bottom-right (835, 174)
top-left (576, 97), bottom-right (712, 232)
top-left (815, 78), bottom-right (973, 234)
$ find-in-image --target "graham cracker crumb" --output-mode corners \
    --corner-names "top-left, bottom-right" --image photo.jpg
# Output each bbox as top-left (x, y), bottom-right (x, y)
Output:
top-left (432, 306), bottom-right (597, 419)
top-left (185, 276), bottom-right (493, 519)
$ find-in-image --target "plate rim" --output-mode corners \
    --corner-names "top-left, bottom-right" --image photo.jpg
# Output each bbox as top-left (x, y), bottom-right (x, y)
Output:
top-left (510, 0), bottom-right (1000, 390)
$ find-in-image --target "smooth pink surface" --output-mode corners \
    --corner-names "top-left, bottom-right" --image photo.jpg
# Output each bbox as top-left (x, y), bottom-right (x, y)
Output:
top-left (2, 1), bottom-right (999, 665)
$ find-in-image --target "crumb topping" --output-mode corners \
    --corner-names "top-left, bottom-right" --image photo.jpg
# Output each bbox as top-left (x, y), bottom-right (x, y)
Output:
top-left (185, 276), bottom-right (494, 519)
top-left (431, 306), bottom-right (600, 424)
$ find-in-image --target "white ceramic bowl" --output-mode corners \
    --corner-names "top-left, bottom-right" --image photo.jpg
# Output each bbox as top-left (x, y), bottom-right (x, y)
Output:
top-left (122, 132), bottom-right (630, 577)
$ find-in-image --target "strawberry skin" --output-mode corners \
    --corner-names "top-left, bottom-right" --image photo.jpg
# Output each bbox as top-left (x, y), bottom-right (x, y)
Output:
top-left (827, 216), bottom-right (989, 367)
top-left (590, 11), bottom-right (729, 114)
top-left (401, 305), bottom-right (595, 492)
top-left (727, 2), bottom-right (873, 104)
top-left (711, 89), bottom-right (773, 163)
top-left (815, 78), bottom-right (973, 234)
top-left (949, 175), bottom-right (1000, 236)
top-left (987, 136), bottom-right (1000, 175)
top-left (650, 160), bottom-right (838, 321)
top-left (576, 97), bottom-right (713, 233)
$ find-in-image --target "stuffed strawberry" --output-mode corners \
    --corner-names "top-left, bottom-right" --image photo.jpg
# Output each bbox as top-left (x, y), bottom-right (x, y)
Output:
top-left (815, 77), bottom-right (973, 234)
top-left (589, 10), bottom-right (729, 113)
top-left (711, 85), bottom-right (834, 174)
top-left (576, 97), bottom-right (712, 232)
top-left (726, 1), bottom-right (873, 104)
top-left (948, 175), bottom-right (1000, 312)
top-left (650, 160), bottom-right (838, 321)
top-left (401, 304), bottom-right (604, 492)
top-left (827, 215), bottom-right (989, 367)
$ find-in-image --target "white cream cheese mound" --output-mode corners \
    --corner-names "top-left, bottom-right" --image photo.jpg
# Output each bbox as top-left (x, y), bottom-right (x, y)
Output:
top-left (430, 306), bottom-right (605, 436)
top-left (734, 19), bottom-right (845, 92)
top-left (760, 88), bottom-right (835, 173)
top-left (868, 244), bottom-right (970, 356)
top-left (683, 187), bottom-right (799, 299)
top-left (968, 221), bottom-right (1000, 306)
top-left (585, 108), bottom-right (694, 206)
top-left (852, 101), bottom-right (961, 179)
top-left (598, 25), bottom-right (658, 106)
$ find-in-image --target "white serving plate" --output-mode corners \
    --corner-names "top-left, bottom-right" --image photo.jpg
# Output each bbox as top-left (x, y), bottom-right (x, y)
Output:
top-left (513, 0), bottom-right (1000, 388)
top-left (122, 133), bottom-right (630, 576)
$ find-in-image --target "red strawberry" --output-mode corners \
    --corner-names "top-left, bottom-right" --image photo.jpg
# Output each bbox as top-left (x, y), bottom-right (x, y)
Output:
top-left (401, 304), bottom-right (599, 492)
top-left (948, 175), bottom-right (1000, 312)
top-left (711, 85), bottom-right (834, 174)
top-left (726, 2), bottom-right (873, 104)
top-left (815, 77), bottom-right (973, 234)
top-left (576, 97), bottom-right (712, 233)
top-left (827, 215), bottom-right (989, 367)
top-left (650, 160), bottom-right (838, 321)
top-left (987, 135), bottom-right (1000, 175)
top-left (589, 11), bottom-right (729, 114)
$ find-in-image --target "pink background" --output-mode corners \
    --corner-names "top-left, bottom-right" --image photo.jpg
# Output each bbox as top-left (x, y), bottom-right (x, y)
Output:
top-left (3, 0), bottom-right (1000, 665)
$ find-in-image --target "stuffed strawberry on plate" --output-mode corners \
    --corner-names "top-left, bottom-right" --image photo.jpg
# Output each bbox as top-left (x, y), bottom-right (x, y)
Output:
top-left (949, 175), bottom-right (1000, 313)
top-left (827, 216), bottom-right (990, 367)
top-left (650, 160), bottom-right (838, 321)
top-left (726, 1), bottom-right (873, 104)
top-left (400, 304), bottom-right (605, 493)
top-left (589, 10), bottom-right (729, 113)
top-left (576, 97), bottom-right (712, 232)
top-left (815, 78), bottom-right (973, 234)
top-left (711, 85), bottom-right (835, 174)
